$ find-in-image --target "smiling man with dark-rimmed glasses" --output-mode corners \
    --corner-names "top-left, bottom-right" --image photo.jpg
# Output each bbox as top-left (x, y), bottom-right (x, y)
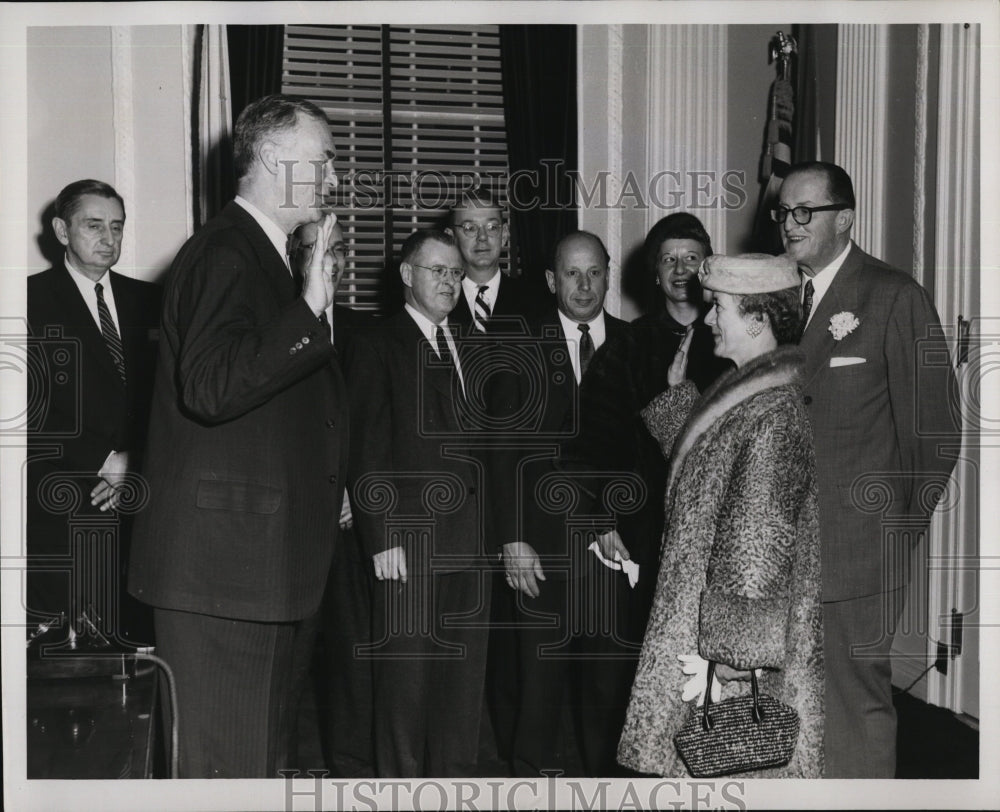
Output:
top-left (776, 160), bottom-right (960, 779)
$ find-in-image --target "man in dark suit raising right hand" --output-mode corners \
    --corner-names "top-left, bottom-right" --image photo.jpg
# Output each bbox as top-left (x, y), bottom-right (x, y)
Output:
top-left (129, 94), bottom-right (349, 778)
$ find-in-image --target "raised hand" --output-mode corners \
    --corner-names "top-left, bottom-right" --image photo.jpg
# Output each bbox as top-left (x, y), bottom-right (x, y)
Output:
top-left (301, 212), bottom-right (338, 316)
top-left (667, 324), bottom-right (695, 387)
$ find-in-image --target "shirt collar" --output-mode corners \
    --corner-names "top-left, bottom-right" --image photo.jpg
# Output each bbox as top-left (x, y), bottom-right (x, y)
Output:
top-left (404, 302), bottom-right (451, 342)
top-left (461, 269), bottom-right (501, 304)
top-left (804, 240), bottom-right (852, 299)
top-left (64, 254), bottom-right (109, 286)
top-left (235, 195), bottom-right (292, 271)
top-left (556, 308), bottom-right (606, 343)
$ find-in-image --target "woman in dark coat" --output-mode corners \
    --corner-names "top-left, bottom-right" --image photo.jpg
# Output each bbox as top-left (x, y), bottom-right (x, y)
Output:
top-left (616, 253), bottom-right (824, 778)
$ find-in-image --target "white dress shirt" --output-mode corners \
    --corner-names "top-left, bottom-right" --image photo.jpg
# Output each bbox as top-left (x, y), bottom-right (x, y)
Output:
top-left (802, 240), bottom-right (852, 329)
top-left (404, 303), bottom-right (466, 395)
top-left (65, 255), bottom-right (121, 334)
top-left (461, 269), bottom-right (501, 316)
top-left (556, 308), bottom-right (607, 384)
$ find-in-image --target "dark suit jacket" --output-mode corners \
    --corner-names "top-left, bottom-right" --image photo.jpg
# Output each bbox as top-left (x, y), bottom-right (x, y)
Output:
top-left (563, 307), bottom-right (732, 572)
top-left (26, 265), bottom-right (160, 545)
top-left (799, 243), bottom-right (960, 601)
top-left (449, 272), bottom-right (531, 336)
top-left (128, 201), bottom-right (349, 622)
top-left (345, 309), bottom-right (483, 576)
top-left (332, 302), bottom-right (368, 362)
top-left (488, 309), bottom-right (628, 576)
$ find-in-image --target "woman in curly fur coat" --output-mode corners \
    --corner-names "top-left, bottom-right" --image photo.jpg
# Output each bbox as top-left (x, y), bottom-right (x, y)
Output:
top-left (617, 253), bottom-right (824, 778)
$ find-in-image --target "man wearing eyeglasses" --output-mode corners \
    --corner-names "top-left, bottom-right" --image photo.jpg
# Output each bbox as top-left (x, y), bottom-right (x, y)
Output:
top-left (285, 218), bottom-right (377, 775)
top-left (445, 189), bottom-right (529, 335)
top-left (345, 229), bottom-right (489, 777)
top-left (775, 161), bottom-right (959, 778)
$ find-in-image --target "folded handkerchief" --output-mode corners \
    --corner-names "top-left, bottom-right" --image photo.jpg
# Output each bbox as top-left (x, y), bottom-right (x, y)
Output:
top-left (830, 356), bottom-right (866, 367)
top-left (587, 541), bottom-right (640, 588)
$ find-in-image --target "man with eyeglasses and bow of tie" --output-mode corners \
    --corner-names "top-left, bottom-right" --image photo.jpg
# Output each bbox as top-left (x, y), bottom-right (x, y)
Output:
top-left (774, 161), bottom-right (960, 778)
top-left (345, 228), bottom-right (489, 778)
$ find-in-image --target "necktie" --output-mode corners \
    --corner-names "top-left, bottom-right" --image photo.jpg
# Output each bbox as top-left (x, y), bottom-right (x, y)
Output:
top-left (802, 279), bottom-right (815, 325)
top-left (578, 322), bottom-right (594, 379)
top-left (95, 282), bottom-right (126, 384)
top-left (473, 285), bottom-right (491, 333)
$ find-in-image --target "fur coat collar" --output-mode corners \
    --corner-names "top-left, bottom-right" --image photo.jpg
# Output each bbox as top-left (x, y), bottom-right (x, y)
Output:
top-left (666, 346), bottom-right (805, 495)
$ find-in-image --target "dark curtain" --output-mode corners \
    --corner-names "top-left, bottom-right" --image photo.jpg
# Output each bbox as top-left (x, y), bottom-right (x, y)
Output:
top-left (791, 24), bottom-right (821, 166)
top-left (227, 25), bottom-right (285, 122)
top-left (191, 25), bottom-right (282, 224)
top-left (499, 25), bottom-right (577, 307)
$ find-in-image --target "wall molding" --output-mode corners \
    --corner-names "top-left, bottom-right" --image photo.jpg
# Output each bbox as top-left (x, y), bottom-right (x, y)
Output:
top-left (605, 24), bottom-right (624, 317)
top-left (646, 25), bottom-right (728, 253)
top-left (835, 25), bottom-right (889, 260)
top-left (926, 22), bottom-right (979, 717)
top-left (912, 24), bottom-right (929, 283)
top-left (180, 25), bottom-right (196, 239)
top-left (111, 27), bottom-right (136, 275)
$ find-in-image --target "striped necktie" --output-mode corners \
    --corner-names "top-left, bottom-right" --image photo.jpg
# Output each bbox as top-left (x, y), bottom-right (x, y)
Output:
top-left (95, 282), bottom-right (126, 384)
top-left (473, 285), bottom-right (491, 333)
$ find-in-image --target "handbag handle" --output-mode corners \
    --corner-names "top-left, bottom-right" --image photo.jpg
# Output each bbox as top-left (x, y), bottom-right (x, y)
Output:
top-left (701, 661), bottom-right (764, 732)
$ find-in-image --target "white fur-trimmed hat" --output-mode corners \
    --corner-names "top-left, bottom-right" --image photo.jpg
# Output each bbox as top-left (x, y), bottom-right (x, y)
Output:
top-left (698, 253), bottom-right (799, 295)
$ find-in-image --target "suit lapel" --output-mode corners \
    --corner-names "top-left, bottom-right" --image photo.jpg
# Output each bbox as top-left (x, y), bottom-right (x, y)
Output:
top-left (450, 291), bottom-right (473, 335)
top-left (538, 311), bottom-right (576, 418)
top-left (223, 202), bottom-right (297, 304)
top-left (51, 266), bottom-right (124, 389)
top-left (109, 272), bottom-right (147, 378)
top-left (799, 243), bottom-right (863, 387)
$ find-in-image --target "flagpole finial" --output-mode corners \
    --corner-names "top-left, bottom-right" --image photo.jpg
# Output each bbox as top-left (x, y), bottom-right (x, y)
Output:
top-left (769, 31), bottom-right (798, 66)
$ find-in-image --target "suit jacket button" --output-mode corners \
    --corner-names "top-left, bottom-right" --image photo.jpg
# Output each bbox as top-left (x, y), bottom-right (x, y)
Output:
top-left (326, 418), bottom-right (335, 428)
top-left (328, 475), bottom-right (337, 484)
top-left (803, 395), bottom-right (813, 405)
top-left (302, 336), bottom-right (311, 345)
top-left (289, 348), bottom-right (296, 355)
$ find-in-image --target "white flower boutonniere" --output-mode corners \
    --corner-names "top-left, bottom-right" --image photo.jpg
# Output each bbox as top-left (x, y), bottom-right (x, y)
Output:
top-left (828, 311), bottom-right (860, 341)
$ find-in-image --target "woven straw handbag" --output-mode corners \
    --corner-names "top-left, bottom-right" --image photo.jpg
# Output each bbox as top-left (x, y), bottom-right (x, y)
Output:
top-left (673, 661), bottom-right (799, 777)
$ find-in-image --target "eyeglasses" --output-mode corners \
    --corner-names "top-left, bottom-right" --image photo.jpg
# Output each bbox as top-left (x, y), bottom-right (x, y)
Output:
top-left (457, 220), bottom-right (503, 238)
top-left (771, 204), bottom-right (851, 225)
top-left (298, 243), bottom-right (349, 260)
top-left (411, 264), bottom-right (466, 282)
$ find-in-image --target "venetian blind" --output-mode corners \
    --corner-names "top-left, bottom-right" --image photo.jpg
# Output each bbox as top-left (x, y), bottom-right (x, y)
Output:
top-left (283, 24), bottom-right (511, 312)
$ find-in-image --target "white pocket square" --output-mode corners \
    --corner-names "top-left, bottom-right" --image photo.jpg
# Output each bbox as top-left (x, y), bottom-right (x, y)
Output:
top-left (830, 356), bottom-right (866, 367)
